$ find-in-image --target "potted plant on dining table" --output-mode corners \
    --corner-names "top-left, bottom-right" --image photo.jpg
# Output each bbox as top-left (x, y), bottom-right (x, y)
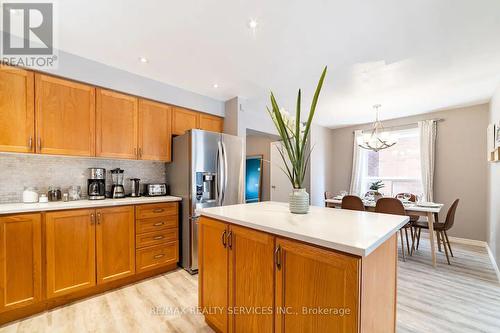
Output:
top-left (267, 66), bottom-right (327, 214)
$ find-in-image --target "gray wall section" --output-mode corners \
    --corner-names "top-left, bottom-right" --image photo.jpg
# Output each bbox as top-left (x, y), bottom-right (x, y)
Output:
top-left (488, 88), bottom-right (500, 268)
top-left (328, 104), bottom-right (489, 241)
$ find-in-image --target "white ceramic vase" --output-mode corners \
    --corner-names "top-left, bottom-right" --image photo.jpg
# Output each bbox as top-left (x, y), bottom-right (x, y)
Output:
top-left (289, 188), bottom-right (310, 214)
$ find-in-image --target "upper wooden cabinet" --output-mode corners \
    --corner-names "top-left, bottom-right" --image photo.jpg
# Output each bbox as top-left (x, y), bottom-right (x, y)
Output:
top-left (172, 107), bottom-right (199, 135)
top-left (199, 113), bottom-right (224, 133)
top-left (35, 74), bottom-right (95, 156)
top-left (96, 89), bottom-right (138, 159)
top-left (45, 209), bottom-right (96, 299)
top-left (0, 66), bottom-right (35, 153)
top-left (138, 99), bottom-right (172, 161)
top-left (96, 206), bottom-right (135, 284)
top-left (0, 213), bottom-right (41, 312)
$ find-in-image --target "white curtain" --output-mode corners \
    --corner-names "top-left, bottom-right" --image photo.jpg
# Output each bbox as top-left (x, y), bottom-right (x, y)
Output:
top-left (349, 130), bottom-right (366, 195)
top-left (419, 120), bottom-right (437, 202)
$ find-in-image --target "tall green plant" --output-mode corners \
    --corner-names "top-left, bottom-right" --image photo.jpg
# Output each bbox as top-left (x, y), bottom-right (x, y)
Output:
top-left (267, 66), bottom-right (327, 189)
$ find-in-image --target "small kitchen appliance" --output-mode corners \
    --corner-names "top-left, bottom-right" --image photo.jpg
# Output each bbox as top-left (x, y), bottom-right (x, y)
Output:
top-left (143, 183), bottom-right (168, 196)
top-left (110, 168), bottom-right (125, 198)
top-left (130, 178), bottom-right (141, 197)
top-left (88, 168), bottom-right (106, 200)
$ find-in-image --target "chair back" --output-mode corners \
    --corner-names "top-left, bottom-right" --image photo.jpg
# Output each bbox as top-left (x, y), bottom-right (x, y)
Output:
top-left (444, 199), bottom-right (459, 230)
top-left (375, 198), bottom-right (406, 216)
top-left (324, 191), bottom-right (334, 200)
top-left (395, 193), bottom-right (416, 202)
top-left (341, 195), bottom-right (365, 211)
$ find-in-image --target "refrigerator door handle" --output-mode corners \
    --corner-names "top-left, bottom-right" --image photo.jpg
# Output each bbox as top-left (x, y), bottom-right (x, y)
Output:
top-left (217, 141), bottom-right (224, 206)
top-left (221, 141), bottom-right (228, 205)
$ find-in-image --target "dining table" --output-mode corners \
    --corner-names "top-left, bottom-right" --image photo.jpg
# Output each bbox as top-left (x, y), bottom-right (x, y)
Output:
top-left (325, 198), bottom-right (444, 267)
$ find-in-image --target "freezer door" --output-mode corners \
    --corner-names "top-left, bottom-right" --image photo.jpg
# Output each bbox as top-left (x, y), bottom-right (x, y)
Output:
top-left (221, 133), bottom-right (245, 206)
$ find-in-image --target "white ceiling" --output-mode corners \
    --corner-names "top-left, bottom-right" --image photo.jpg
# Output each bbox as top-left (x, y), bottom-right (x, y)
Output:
top-left (29, 0), bottom-right (500, 127)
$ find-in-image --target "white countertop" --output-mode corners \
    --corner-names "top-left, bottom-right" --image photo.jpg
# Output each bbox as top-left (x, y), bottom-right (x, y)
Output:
top-left (0, 196), bottom-right (182, 215)
top-left (200, 201), bottom-right (409, 257)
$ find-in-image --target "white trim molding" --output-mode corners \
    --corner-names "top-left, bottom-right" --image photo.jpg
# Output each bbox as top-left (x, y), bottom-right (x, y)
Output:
top-left (486, 245), bottom-right (500, 283)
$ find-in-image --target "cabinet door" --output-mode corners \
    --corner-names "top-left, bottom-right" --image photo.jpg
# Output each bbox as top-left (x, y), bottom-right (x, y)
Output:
top-left (275, 238), bottom-right (360, 333)
top-left (199, 217), bottom-right (229, 333)
top-left (0, 66), bottom-right (35, 153)
top-left (228, 225), bottom-right (274, 333)
top-left (0, 214), bottom-right (41, 312)
top-left (199, 114), bottom-right (223, 133)
top-left (172, 107), bottom-right (199, 135)
top-left (45, 209), bottom-right (96, 298)
top-left (96, 206), bottom-right (135, 284)
top-left (138, 99), bottom-right (172, 161)
top-left (35, 74), bottom-right (95, 156)
top-left (96, 89), bottom-right (138, 159)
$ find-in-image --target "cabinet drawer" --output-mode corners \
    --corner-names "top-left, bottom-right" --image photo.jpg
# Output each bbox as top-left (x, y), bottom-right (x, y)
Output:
top-left (136, 203), bottom-right (177, 219)
top-left (136, 242), bottom-right (178, 273)
top-left (136, 229), bottom-right (178, 249)
top-left (136, 216), bottom-right (177, 234)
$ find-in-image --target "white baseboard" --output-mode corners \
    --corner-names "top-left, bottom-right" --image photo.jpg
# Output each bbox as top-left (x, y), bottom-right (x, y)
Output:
top-left (486, 245), bottom-right (500, 283)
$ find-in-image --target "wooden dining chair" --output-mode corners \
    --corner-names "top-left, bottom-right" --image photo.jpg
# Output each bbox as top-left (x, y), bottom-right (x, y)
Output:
top-left (341, 195), bottom-right (365, 211)
top-left (413, 199), bottom-right (459, 265)
top-left (324, 191), bottom-right (334, 207)
top-left (375, 198), bottom-right (411, 261)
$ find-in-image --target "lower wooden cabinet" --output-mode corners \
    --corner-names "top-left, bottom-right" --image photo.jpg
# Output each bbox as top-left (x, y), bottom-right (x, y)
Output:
top-left (45, 209), bottom-right (96, 298)
top-left (96, 206), bottom-right (135, 284)
top-left (0, 213), bottom-right (41, 312)
top-left (275, 238), bottom-right (359, 333)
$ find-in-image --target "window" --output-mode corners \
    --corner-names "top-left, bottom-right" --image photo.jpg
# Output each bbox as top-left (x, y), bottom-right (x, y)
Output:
top-left (360, 127), bottom-right (422, 197)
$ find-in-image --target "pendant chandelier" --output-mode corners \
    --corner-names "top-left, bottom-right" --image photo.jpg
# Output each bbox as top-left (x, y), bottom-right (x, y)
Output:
top-left (358, 104), bottom-right (397, 152)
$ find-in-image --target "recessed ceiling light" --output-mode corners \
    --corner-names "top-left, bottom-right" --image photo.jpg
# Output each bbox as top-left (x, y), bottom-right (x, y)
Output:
top-left (138, 57), bottom-right (148, 63)
top-left (213, 83), bottom-right (219, 89)
top-left (248, 19), bottom-right (258, 29)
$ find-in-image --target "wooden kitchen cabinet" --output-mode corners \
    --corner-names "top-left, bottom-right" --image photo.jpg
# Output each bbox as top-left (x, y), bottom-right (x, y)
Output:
top-left (138, 99), bottom-right (172, 161)
top-left (45, 209), bottom-right (96, 298)
top-left (172, 107), bottom-right (199, 135)
top-left (96, 89), bottom-right (138, 159)
top-left (228, 225), bottom-right (274, 333)
top-left (96, 206), bottom-right (135, 284)
top-left (0, 66), bottom-right (35, 153)
top-left (35, 74), bottom-right (95, 156)
top-left (275, 238), bottom-right (359, 333)
top-left (199, 113), bottom-right (224, 133)
top-left (199, 217), bottom-right (229, 333)
top-left (0, 214), bottom-right (41, 312)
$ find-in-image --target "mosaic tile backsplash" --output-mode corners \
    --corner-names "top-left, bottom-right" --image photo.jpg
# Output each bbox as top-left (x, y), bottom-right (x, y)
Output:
top-left (0, 153), bottom-right (167, 203)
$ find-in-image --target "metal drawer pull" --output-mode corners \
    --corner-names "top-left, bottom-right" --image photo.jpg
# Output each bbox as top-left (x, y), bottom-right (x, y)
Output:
top-left (153, 208), bottom-right (165, 213)
top-left (221, 230), bottom-right (227, 248)
top-left (154, 254), bottom-right (165, 259)
top-left (153, 222), bottom-right (165, 226)
top-left (29, 136), bottom-right (33, 149)
top-left (153, 235), bottom-right (164, 240)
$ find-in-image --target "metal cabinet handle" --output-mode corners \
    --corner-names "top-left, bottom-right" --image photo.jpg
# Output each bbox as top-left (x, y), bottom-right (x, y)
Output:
top-left (153, 222), bottom-right (165, 226)
top-left (139, 147), bottom-right (143, 158)
top-left (222, 230), bottom-right (227, 248)
top-left (275, 245), bottom-right (281, 270)
top-left (37, 137), bottom-right (42, 151)
top-left (90, 213), bottom-right (95, 225)
top-left (28, 136), bottom-right (33, 149)
top-left (153, 235), bottom-right (164, 240)
top-left (97, 212), bottom-right (101, 225)
top-left (154, 254), bottom-right (165, 259)
top-left (228, 230), bottom-right (233, 249)
top-left (153, 208), bottom-right (164, 213)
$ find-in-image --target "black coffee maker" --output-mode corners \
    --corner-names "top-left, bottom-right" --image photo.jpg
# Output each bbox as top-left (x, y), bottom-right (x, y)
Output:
top-left (88, 168), bottom-right (106, 200)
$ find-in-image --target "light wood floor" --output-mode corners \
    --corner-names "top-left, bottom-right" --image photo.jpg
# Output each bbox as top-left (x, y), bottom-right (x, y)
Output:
top-left (1, 235), bottom-right (499, 333)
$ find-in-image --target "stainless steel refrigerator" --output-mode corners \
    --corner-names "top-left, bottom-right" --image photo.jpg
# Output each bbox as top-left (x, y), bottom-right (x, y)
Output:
top-left (166, 129), bottom-right (245, 274)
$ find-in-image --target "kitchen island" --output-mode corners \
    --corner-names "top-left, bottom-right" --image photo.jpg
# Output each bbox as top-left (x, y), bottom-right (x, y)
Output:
top-left (198, 201), bottom-right (409, 333)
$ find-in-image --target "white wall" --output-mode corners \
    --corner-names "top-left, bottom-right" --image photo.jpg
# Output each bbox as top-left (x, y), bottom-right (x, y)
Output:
top-left (488, 87), bottom-right (500, 267)
top-left (309, 124), bottom-right (335, 206)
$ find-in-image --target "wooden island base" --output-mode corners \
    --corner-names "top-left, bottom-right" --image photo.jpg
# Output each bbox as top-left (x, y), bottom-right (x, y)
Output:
top-left (199, 216), bottom-right (397, 333)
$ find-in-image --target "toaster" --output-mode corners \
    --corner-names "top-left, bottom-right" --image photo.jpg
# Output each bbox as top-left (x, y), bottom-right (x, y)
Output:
top-left (143, 183), bottom-right (168, 196)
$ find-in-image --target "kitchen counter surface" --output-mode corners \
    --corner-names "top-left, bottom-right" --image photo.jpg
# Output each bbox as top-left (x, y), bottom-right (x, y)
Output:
top-left (0, 196), bottom-right (182, 215)
top-left (200, 201), bottom-right (409, 257)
